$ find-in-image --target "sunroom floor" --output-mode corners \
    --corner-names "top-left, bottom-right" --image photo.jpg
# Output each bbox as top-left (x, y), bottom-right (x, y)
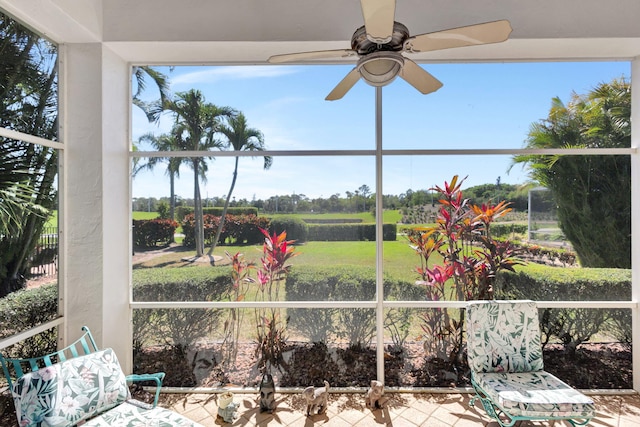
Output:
top-left (160, 391), bottom-right (640, 426)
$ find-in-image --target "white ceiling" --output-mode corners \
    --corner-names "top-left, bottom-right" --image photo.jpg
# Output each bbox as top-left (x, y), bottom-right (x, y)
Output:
top-left (2, 0), bottom-right (640, 64)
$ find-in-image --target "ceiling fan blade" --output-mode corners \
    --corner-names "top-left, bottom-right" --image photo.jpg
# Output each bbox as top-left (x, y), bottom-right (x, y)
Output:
top-left (326, 68), bottom-right (361, 101)
top-left (404, 20), bottom-right (512, 53)
top-left (360, 0), bottom-right (396, 43)
top-left (399, 59), bottom-right (443, 95)
top-left (268, 49), bottom-right (356, 64)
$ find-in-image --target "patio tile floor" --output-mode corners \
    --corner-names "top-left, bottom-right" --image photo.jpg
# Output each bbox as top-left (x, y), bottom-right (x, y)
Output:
top-left (160, 392), bottom-right (640, 426)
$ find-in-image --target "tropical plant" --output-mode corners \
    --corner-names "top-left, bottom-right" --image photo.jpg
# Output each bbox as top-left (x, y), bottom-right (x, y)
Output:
top-left (254, 228), bottom-right (299, 373)
top-left (162, 89), bottom-right (236, 256)
top-left (136, 126), bottom-right (188, 220)
top-left (208, 113), bottom-right (272, 257)
top-left (408, 175), bottom-right (522, 364)
top-left (512, 78), bottom-right (631, 268)
top-left (220, 251), bottom-right (255, 367)
top-left (0, 13), bottom-right (58, 296)
top-left (132, 65), bottom-right (171, 122)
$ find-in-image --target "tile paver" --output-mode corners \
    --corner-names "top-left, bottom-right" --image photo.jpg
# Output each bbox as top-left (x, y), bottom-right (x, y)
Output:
top-left (158, 391), bottom-right (640, 426)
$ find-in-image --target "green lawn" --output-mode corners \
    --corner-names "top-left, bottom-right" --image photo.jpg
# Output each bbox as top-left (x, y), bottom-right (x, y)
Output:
top-left (137, 239), bottom-right (434, 283)
top-left (133, 211), bottom-right (160, 220)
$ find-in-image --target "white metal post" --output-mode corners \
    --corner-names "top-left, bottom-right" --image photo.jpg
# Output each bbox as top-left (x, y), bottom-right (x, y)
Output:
top-left (375, 86), bottom-right (385, 382)
top-left (631, 58), bottom-right (640, 392)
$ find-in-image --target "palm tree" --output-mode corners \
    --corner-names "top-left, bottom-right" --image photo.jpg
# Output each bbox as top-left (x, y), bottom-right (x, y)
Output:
top-left (512, 78), bottom-right (631, 268)
top-left (136, 126), bottom-right (186, 221)
top-left (0, 144), bottom-right (45, 236)
top-left (163, 89), bottom-right (236, 257)
top-left (207, 113), bottom-right (271, 256)
top-left (0, 15), bottom-right (58, 296)
top-left (132, 66), bottom-right (171, 122)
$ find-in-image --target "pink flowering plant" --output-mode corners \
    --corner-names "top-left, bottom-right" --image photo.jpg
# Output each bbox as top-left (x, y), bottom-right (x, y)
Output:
top-left (220, 251), bottom-right (255, 367)
top-left (254, 228), bottom-right (298, 372)
top-left (408, 175), bottom-right (522, 363)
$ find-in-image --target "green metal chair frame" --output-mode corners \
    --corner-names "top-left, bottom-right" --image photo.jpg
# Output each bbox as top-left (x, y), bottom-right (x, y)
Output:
top-left (466, 300), bottom-right (594, 427)
top-left (0, 326), bottom-right (165, 408)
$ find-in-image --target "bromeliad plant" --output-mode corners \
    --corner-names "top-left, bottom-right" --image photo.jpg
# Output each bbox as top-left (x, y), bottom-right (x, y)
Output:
top-left (254, 227), bottom-right (299, 373)
top-left (409, 175), bottom-right (522, 364)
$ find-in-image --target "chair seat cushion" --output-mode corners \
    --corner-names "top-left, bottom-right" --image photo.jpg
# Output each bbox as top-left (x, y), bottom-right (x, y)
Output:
top-left (82, 401), bottom-right (203, 426)
top-left (474, 370), bottom-right (595, 418)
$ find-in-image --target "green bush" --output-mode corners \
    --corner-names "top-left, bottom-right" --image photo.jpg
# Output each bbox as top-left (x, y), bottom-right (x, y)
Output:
top-left (181, 214), bottom-right (269, 247)
top-left (286, 266), bottom-right (421, 347)
top-left (176, 206), bottom-right (258, 222)
top-left (490, 223), bottom-right (528, 238)
top-left (495, 267), bottom-right (631, 353)
top-left (269, 216), bottom-right (309, 243)
top-left (0, 284), bottom-right (58, 362)
top-left (303, 218), bottom-right (363, 224)
top-left (133, 219), bottom-right (178, 248)
top-left (307, 223), bottom-right (396, 241)
top-left (133, 267), bottom-right (232, 354)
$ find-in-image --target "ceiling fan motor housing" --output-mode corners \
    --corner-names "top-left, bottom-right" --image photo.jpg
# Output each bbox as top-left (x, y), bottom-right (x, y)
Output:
top-left (351, 21), bottom-right (410, 54)
top-left (352, 22), bottom-right (409, 87)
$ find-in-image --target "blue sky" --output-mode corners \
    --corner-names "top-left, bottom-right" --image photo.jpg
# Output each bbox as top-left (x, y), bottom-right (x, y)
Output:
top-left (132, 61), bottom-right (630, 201)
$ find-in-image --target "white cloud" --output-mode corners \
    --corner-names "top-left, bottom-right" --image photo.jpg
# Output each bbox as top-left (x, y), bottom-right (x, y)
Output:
top-left (172, 66), bottom-right (300, 86)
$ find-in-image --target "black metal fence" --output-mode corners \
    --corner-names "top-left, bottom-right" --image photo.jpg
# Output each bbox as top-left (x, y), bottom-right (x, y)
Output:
top-left (28, 227), bottom-right (58, 279)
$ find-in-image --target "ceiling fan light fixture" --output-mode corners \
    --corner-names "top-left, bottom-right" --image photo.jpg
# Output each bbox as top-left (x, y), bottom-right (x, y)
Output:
top-left (357, 51), bottom-right (404, 87)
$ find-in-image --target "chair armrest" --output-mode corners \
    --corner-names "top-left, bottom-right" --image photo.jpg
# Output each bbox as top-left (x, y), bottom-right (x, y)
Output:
top-left (126, 372), bottom-right (166, 408)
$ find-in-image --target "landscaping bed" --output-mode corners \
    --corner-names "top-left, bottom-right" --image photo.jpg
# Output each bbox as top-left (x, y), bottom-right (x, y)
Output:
top-left (134, 340), bottom-right (632, 390)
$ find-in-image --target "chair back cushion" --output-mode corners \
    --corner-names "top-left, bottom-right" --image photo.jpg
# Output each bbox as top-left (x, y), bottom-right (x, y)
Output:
top-left (466, 300), bottom-right (544, 373)
top-left (11, 348), bottom-right (129, 427)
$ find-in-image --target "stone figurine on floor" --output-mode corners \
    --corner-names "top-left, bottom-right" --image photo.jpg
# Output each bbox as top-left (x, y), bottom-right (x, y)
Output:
top-left (217, 391), bottom-right (239, 423)
top-left (302, 380), bottom-right (330, 416)
top-left (365, 380), bottom-right (384, 410)
top-left (259, 373), bottom-right (277, 413)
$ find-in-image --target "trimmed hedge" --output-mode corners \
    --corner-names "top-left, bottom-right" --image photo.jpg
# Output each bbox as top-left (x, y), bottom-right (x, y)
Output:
top-left (176, 206), bottom-right (258, 222)
top-left (133, 219), bottom-right (178, 248)
top-left (307, 223), bottom-right (397, 241)
top-left (495, 267), bottom-right (631, 351)
top-left (132, 267), bottom-right (232, 352)
top-left (181, 213), bottom-right (269, 247)
top-left (490, 223), bottom-right (528, 238)
top-left (285, 265), bottom-right (422, 346)
top-left (495, 267), bottom-right (630, 301)
top-left (0, 284), bottom-right (58, 362)
top-left (302, 218), bottom-right (364, 224)
top-left (269, 216), bottom-right (308, 243)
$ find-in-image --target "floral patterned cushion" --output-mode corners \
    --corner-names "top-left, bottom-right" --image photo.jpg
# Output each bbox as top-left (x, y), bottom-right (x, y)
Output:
top-left (473, 371), bottom-right (595, 418)
top-left (82, 401), bottom-right (203, 426)
top-left (466, 300), bottom-right (544, 373)
top-left (11, 348), bottom-right (130, 427)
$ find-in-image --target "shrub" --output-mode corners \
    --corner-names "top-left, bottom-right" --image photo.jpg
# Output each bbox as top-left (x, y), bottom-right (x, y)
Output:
top-left (181, 214), bottom-right (269, 247)
top-left (307, 223), bottom-right (396, 241)
top-left (0, 284), bottom-right (58, 362)
top-left (269, 216), bottom-right (308, 243)
top-left (133, 219), bottom-right (178, 248)
top-left (132, 267), bottom-right (231, 355)
top-left (490, 222), bottom-right (528, 238)
top-left (495, 267), bottom-right (631, 354)
top-left (286, 266), bottom-right (420, 348)
top-left (176, 206), bottom-right (258, 222)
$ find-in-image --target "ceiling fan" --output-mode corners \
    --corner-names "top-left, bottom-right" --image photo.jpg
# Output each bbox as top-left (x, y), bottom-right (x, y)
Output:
top-left (268, 0), bottom-right (512, 101)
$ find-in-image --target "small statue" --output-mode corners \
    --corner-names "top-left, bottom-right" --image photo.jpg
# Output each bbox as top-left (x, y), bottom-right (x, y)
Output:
top-left (365, 380), bottom-right (384, 410)
top-left (217, 391), bottom-right (238, 423)
top-left (259, 373), bottom-right (276, 413)
top-left (302, 380), bottom-right (330, 416)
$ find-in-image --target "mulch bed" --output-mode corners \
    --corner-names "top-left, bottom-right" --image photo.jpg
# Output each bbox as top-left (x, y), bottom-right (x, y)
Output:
top-left (133, 340), bottom-right (632, 390)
